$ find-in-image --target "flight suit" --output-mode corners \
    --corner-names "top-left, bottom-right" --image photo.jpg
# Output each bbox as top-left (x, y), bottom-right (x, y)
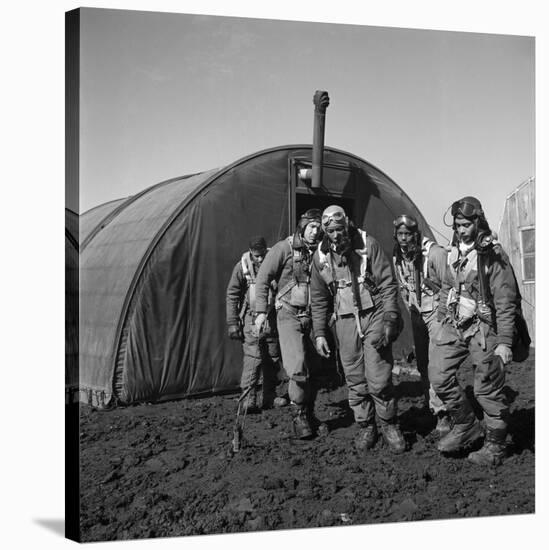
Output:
top-left (255, 235), bottom-right (320, 407)
top-left (311, 229), bottom-right (400, 426)
top-left (226, 252), bottom-right (280, 407)
top-left (430, 243), bottom-right (517, 430)
top-left (393, 237), bottom-right (447, 414)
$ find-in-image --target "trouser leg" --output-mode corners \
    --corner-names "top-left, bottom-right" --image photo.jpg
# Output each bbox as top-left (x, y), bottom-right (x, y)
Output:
top-left (362, 307), bottom-right (396, 424)
top-left (430, 323), bottom-right (487, 453)
top-left (429, 323), bottom-right (471, 417)
top-left (411, 309), bottom-right (431, 405)
top-left (413, 310), bottom-right (446, 414)
top-left (259, 333), bottom-right (281, 407)
top-left (470, 327), bottom-right (509, 430)
top-left (276, 307), bottom-right (308, 406)
top-left (423, 312), bottom-right (447, 415)
top-left (467, 339), bottom-right (508, 466)
top-left (336, 315), bottom-right (374, 424)
top-left (239, 354), bottom-right (259, 391)
top-left (241, 313), bottom-right (261, 407)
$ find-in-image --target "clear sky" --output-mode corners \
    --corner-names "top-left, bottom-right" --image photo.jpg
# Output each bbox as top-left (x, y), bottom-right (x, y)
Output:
top-left (77, 9), bottom-right (534, 243)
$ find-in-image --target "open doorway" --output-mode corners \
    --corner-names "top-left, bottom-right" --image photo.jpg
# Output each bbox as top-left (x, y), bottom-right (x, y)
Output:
top-left (295, 193), bottom-right (355, 227)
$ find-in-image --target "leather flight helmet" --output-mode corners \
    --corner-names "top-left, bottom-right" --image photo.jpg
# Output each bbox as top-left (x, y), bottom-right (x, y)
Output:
top-left (321, 205), bottom-right (348, 229)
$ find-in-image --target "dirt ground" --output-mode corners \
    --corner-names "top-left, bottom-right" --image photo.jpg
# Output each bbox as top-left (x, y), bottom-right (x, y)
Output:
top-left (78, 351), bottom-right (535, 542)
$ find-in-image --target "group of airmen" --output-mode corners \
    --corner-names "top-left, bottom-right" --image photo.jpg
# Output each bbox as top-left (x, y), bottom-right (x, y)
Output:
top-left (226, 196), bottom-right (523, 467)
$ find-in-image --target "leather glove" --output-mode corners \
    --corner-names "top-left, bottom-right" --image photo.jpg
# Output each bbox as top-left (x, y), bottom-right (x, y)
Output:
top-left (228, 324), bottom-right (243, 341)
top-left (253, 313), bottom-right (267, 337)
top-left (494, 343), bottom-right (513, 365)
top-left (382, 311), bottom-right (402, 346)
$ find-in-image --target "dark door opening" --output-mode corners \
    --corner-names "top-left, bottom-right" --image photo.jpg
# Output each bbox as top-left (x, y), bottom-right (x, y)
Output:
top-left (295, 194), bottom-right (355, 227)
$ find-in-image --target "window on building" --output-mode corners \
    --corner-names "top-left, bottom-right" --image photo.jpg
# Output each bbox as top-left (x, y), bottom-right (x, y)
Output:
top-left (520, 227), bottom-right (535, 283)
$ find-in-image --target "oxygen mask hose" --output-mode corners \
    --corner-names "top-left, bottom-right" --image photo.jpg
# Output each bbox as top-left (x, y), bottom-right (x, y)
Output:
top-left (232, 425), bottom-right (242, 453)
top-left (231, 385), bottom-right (253, 453)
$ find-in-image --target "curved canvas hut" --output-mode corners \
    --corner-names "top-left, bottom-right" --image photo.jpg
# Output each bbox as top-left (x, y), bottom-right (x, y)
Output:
top-left (79, 145), bottom-right (435, 406)
top-left (66, 208), bottom-right (79, 401)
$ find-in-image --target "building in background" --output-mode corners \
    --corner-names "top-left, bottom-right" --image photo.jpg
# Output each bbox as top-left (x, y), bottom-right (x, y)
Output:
top-left (498, 177), bottom-right (535, 345)
top-left (77, 145), bottom-right (433, 407)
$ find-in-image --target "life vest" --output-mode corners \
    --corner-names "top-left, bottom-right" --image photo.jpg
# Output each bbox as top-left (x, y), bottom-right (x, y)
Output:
top-left (240, 251), bottom-right (258, 311)
top-left (393, 237), bottom-right (439, 314)
top-left (421, 238), bottom-right (434, 278)
top-left (446, 245), bottom-right (480, 325)
top-left (275, 236), bottom-right (313, 309)
top-left (317, 229), bottom-right (375, 316)
top-left (393, 255), bottom-right (419, 311)
top-left (240, 249), bottom-right (271, 312)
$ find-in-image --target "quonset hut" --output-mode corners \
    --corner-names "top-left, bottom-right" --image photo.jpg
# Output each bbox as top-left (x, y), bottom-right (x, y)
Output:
top-left (66, 208), bottom-right (79, 400)
top-left (498, 177), bottom-right (535, 345)
top-left (78, 145), bottom-right (435, 406)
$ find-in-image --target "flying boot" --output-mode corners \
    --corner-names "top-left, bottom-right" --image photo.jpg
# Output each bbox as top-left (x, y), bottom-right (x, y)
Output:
top-left (261, 384), bottom-right (277, 410)
top-left (291, 404), bottom-right (313, 439)
top-left (306, 386), bottom-right (329, 437)
top-left (380, 421), bottom-right (406, 454)
top-left (263, 389), bottom-right (289, 409)
top-left (437, 400), bottom-right (483, 454)
top-left (261, 361), bottom-right (288, 409)
top-left (434, 413), bottom-right (453, 438)
top-left (354, 421), bottom-right (378, 451)
top-left (241, 388), bottom-right (260, 415)
top-left (467, 427), bottom-right (507, 466)
top-left (273, 395), bottom-right (289, 408)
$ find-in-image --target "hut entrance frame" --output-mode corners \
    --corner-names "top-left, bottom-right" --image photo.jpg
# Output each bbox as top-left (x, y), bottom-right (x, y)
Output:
top-left (288, 156), bottom-right (358, 228)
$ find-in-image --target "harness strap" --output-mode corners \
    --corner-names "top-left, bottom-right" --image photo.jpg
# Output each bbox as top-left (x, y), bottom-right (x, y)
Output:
top-left (349, 258), bottom-right (366, 340)
top-left (422, 237), bottom-right (434, 279)
top-left (276, 279), bottom-right (297, 300)
top-left (318, 229), bottom-right (370, 288)
top-left (394, 255), bottom-right (421, 307)
top-left (241, 251), bottom-right (254, 285)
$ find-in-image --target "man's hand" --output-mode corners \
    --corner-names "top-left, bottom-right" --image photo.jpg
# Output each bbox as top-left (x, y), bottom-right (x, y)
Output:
top-left (494, 343), bottom-right (513, 365)
top-left (228, 324), bottom-right (243, 341)
top-left (315, 336), bottom-right (331, 358)
top-left (253, 313), bottom-right (267, 337)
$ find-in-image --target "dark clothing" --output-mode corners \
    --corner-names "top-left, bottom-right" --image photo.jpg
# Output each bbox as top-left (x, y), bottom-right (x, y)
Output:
top-left (438, 243), bottom-right (518, 347)
top-left (275, 305), bottom-right (319, 405)
top-left (240, 310), bottom-right (280, 401)
top-left (431, 241), bottom-right (518, 429)
top-left (226, 257), bottom-right (280, 401)
top-left (310, 230), bottom-right (399, 340)
top-left (394, 239), bottom-right (447, 315)
top-left (394, 239), bottom-right (447, 413)
top-left (255, 237), bottom-right (315, 314)
top-left (334, 306), bottom-right (396, 423)
top-left (255, 235), bottom-right (318, 406)
top-left (310, 229), bottom-right (400, 424)
top-left (430, 322), bottom-right (508, 429)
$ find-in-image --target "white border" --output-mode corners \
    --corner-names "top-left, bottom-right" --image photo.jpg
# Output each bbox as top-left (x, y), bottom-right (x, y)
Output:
top-left (3, 2), bottom-right (546, 549)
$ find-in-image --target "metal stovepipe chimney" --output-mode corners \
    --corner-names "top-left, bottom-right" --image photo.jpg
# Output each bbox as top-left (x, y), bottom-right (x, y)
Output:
top-left (311, 90), bottom-right (330, 189)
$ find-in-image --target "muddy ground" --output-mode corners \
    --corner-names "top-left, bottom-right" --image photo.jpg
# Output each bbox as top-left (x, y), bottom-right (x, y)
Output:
top-left (78, 351), bottom-right (535, 542)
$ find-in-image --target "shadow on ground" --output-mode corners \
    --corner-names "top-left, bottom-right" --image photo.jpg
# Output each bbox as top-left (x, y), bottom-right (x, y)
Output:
top-left (34, 519), bottom-right (65, 537)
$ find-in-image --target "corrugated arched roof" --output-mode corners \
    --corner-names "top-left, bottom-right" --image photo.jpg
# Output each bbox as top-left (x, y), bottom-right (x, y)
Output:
top-left (80, 146), bottom-right (433, 405)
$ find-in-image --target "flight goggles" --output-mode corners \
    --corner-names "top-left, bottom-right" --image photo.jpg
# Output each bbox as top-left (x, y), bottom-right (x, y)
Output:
top-left (393, 215), bottom-right (418, 230)
top-left (451, 199), bottom-right (483, 218)
top-left (321, 210), bottom-right (346, 227)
